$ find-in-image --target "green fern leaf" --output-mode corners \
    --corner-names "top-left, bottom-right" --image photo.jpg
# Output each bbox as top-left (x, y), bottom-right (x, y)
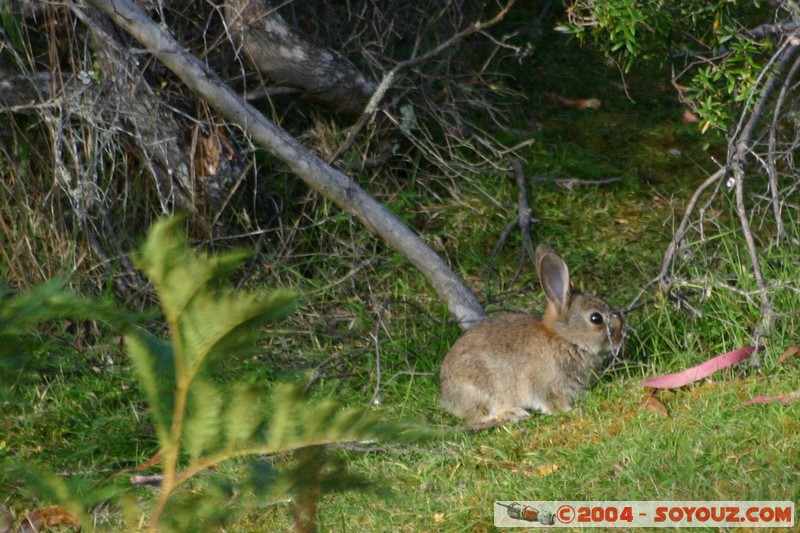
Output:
top-left (264, 382), bottom-right (304, 451)
top-left (1, 280), bottom-right (139, 379)
top-left (178, 288), bottom-right (298, 378)
top-left (133, 216), bottom-right (252, 324)
top-left (222, 384), bottom-right (263, 452)
top-left (183, 380), bottom-right (224, 459)
top-left (124, 330), bottom-right (176, 447)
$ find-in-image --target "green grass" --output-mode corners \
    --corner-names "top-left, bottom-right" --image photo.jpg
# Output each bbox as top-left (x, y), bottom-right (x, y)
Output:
top-left (229, 376), bottom-right (800, 531)
top-left (3, 22), bottom-right (800, 533)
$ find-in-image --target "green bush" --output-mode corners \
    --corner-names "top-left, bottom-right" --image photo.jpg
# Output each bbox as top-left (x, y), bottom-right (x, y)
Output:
top-left (1, 216), bottom-right (426, 532)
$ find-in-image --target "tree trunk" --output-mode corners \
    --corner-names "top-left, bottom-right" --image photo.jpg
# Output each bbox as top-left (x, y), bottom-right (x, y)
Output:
top-left (224, 0), bottom-right (376, 116)
top-left (83, 0), bottom-right (487, 330)
top-left (1, 2), bottom-right (243, 212)
top-left (82, 7), bottom-right (239, 212)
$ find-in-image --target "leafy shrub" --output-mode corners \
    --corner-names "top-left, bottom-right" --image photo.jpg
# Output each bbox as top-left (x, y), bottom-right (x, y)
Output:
top-left (1, 217), bottom-right (424, 532)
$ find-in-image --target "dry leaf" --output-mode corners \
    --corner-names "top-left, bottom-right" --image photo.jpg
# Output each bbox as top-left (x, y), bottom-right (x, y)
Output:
top-left (545, 93), bottom-right (601, 110)
top-left (19, 505), bottom-right (80, 533)
top-left (639, 345), bottom-right (757, 389)
top-left (738, 391), bottom-right (800, 408)
top-left (777, 346), bottom-right (800, 363)
top-left (682, 108), bottom-right (699, 123)
top-left (641, 394), bottom-right (670, 417)
top-left (609, 459), bottom-right (627, 479)
top-left (538, 463), bottom-right (559, 477)
top-left (193, 128), bottom-right (234, 177)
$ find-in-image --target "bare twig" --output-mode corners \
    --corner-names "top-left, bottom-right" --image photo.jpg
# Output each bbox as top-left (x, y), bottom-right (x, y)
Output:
top-left (729, 42), bottom-right (800, 342)
top-left (365, 298), bottom-right (442, 411)
top-left (553, 177), bottom-right (623, 189)
top-left (766, 52), bottom-right (800, 241)
top-left (130, 474), bottom-right (165, 487)
top-left (326, 0), bottom-right (518, 165)
top-left (482, 159), bottom-right (537, 285)
top-left (658, 168), bottom-right (725, 292)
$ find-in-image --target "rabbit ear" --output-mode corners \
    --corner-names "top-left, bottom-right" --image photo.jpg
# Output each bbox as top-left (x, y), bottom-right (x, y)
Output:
top-left (536, 245), bottom-right (571, 311)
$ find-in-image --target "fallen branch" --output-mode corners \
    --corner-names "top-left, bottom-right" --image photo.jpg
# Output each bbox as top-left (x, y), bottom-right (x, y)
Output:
top-left (82, 0), bottom-right (487, 330)
top-left (553, 177), bottom-right (622, 189)
top-left (224, 0), bottom-right (376, 116)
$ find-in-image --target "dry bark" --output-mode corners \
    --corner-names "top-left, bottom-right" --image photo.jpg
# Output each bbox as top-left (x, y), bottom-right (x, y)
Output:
top-left (0, 1), bottom-right (241, 211)
top-left (80, 6), bottom-right (237, 211)
top-left (224, 0), bottom-right (376, 115)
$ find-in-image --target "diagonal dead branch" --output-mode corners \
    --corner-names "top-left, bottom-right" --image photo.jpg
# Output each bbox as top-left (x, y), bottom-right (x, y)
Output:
top-left (84, 0), bottom-right (487, 330)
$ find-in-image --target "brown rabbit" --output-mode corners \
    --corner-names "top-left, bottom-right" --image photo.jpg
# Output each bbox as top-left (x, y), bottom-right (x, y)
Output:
top-left (439, 244), bottom-right (625, 423)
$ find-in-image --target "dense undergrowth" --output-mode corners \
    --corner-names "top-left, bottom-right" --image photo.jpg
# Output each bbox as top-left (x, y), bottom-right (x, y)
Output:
top-left (2, 11), bottom-right (799, 533)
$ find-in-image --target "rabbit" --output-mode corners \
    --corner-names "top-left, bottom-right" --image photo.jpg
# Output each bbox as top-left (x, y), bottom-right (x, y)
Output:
top-left (439, 244), bottom-right (625, 424)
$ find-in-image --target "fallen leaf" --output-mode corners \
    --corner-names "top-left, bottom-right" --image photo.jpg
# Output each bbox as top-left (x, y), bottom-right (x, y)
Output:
top-left (538, 463), bottom-right (559, 477)
top-left (545, 93), bottom-right (601, 110)
top-left (639, 345), bottom-right (757, 389)
top-left (19, 505), bottom-right (80, 533)
top-left (682, 108), bottom-right (699, 122)
top-left (433, 512), bottom-right (445, 524)
top-left (738, 391), bottom-right (800, 408)
top-left (609, 459), bottom-right (627, 479)
top-left (777, 346), bottom-right (800, 363)
top-left (641, 394), bottom-right (670, 417)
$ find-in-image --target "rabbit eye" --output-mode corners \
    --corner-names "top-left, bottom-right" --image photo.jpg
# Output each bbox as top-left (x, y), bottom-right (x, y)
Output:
top-left (589, 312), bottom-right (604, 325)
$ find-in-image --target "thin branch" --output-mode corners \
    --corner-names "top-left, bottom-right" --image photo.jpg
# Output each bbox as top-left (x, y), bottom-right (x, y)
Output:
top-left (481, 159), bottom-right (536, 285)
top-left (766, 51), bottom-right (800, 241)
top-left (745, 20), bottom-right (800, 39)
top-left (552, 177), bottom-right (623, 189)
top-left (658, 168), bottom-right (725, 292)
top-left (325, 0), bottom-right (517, 164)
top-left (729, 42), bottom-right (800, 341)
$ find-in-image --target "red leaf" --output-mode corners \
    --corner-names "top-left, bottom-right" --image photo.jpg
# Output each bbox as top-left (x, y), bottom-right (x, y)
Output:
top-left (639, 346), bottom-right (757, 389)
top-left (20, 505), bottom-right (80, 532)
top-left (738, 391), bottom-right (800, 408)
top-left (777, 346), bottom-right (800, 363)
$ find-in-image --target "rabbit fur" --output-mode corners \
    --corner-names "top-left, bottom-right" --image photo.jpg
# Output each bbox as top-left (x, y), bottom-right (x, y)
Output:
top-left (439, 244), bottom-right (625, 423)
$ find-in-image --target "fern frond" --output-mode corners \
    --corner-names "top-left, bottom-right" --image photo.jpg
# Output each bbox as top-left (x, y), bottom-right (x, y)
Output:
top-left (178, 289), bottom-right (298, 378)
top-left (124, 330), bottom-right (176, 447)
top-left (183, 380), bottom-right (225, 459)
top-left (133, 216), bottom-right (253, 324)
